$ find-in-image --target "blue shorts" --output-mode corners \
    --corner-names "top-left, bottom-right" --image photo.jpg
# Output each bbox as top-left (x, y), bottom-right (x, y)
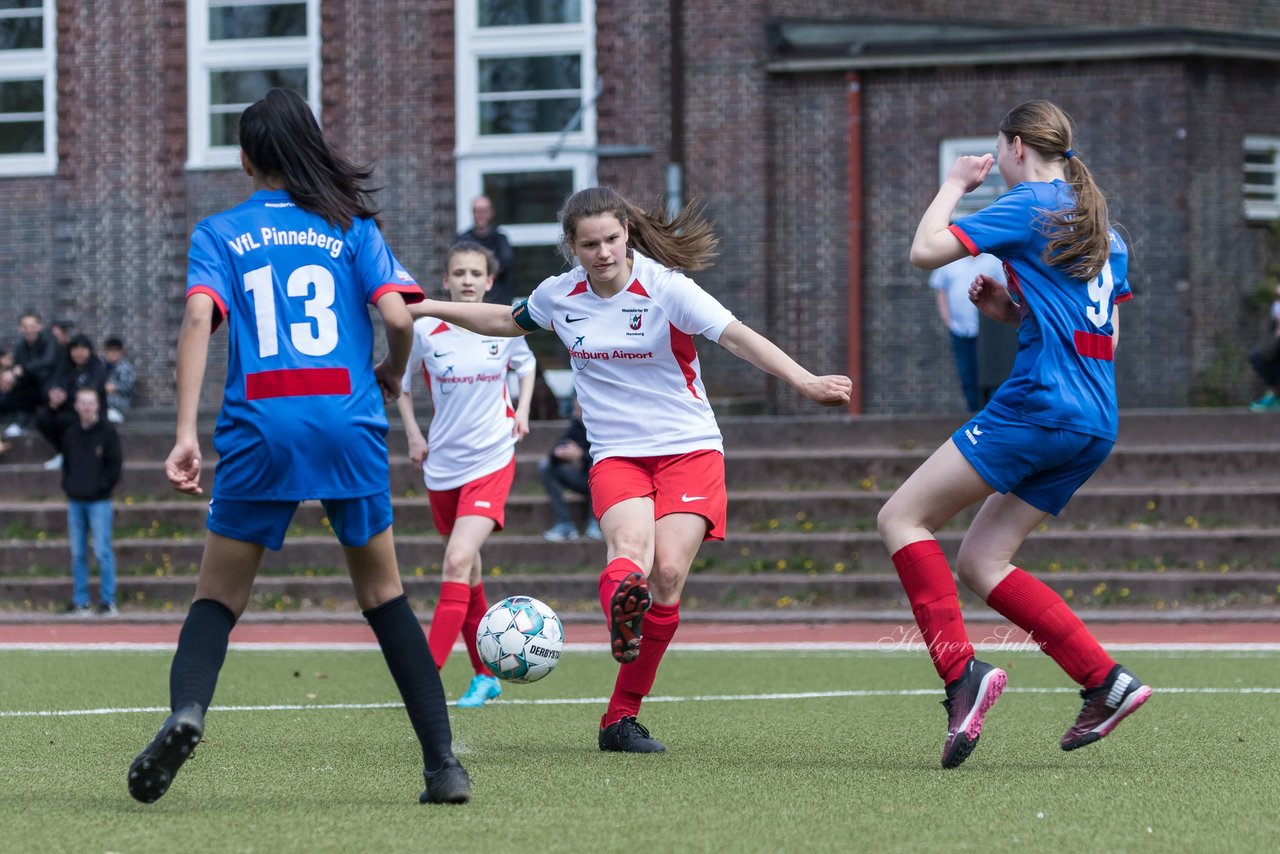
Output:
top-left (206, 493), bottom-right (393, 551)
top-left (951, 410), bottom-right (1113, 516)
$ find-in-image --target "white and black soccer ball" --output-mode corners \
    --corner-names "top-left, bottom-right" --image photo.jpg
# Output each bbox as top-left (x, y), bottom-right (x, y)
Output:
top-left (476, 596), bottom-right (564, 683)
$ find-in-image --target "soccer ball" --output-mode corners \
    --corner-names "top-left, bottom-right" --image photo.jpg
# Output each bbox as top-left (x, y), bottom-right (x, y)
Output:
top-left (476, 596), bottom-right (564, 683)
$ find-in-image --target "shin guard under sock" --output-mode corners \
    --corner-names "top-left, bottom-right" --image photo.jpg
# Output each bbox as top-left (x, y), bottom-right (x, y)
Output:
top-left (364, 594), bottom-right (454, 770)
top-left (604, 601), bottom-right (680, 725)
top-left (987, 568), bottom-right (1115, 688)
top-left (427, 582), bottom-right (471, 671)
top-left (891, 540), bottom-right (973, 684)
top-left (169, 598), bottom-right (237, 714)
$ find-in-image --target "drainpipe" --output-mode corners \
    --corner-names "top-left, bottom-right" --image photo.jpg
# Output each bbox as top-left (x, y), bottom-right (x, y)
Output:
top-left (846, 72), bottom-right (864, 414)
top-left (666, 0), bottom-right (685, 216)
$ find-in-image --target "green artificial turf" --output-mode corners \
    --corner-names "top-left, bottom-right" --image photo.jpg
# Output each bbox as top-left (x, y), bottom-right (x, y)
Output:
top-left (1, 648), bottom-right (1277, 853)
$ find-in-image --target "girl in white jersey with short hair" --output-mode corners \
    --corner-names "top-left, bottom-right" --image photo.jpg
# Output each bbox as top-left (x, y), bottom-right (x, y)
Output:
top-left (398, 240), bottom-right (535, 708)
top-left (408, 186), bottom-right (851, 752)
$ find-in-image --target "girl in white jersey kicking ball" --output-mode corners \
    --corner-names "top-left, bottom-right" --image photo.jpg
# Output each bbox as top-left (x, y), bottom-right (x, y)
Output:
top-left (398, 240), bottom-right (535, 708)
top-left (408, 187), bottom-right (851, 752)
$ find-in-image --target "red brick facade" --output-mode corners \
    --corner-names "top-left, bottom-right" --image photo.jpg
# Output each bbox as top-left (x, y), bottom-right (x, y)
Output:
top-left (3, 2), bottom-right (1279, 413)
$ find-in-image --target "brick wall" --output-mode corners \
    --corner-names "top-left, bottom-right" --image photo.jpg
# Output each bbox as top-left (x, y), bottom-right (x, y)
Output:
top-left (4, 1), bottom-right (1280, 414)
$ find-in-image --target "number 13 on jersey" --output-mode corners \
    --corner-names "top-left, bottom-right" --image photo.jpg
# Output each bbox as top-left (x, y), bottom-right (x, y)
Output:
top-left (243, 264), bottom-right (339, 358)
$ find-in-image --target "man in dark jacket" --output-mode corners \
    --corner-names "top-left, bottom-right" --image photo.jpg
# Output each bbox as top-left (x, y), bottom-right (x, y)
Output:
top-left (61, 386), bottom-right (122, 616)
top-left (2, 312), bottom-right (59, 437)
top-left (458, 195), bottom-right (517, 306)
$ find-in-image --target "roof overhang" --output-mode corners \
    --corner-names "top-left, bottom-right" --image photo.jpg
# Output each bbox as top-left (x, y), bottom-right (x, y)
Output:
top-left (767, 21), bottom-right (1280, 73)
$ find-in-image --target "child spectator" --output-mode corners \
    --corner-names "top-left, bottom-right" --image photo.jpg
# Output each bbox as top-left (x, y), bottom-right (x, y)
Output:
top-left (103, 337), bottom-right (137, 423)
top-left (61, 386), bottom-right (122, 616)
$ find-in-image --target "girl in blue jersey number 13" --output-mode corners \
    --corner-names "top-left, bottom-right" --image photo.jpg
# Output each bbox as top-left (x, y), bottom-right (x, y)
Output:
top-left (878, 100), bottom-right (1152, 769)
top-left (126, 88), bottom-right (470, 806)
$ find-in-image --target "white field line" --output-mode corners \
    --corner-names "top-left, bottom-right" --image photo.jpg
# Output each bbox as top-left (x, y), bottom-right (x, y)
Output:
top-left (4, 641), bottom-right (1280, 653)
top-left (3, 685), bottom-right (1280, 719)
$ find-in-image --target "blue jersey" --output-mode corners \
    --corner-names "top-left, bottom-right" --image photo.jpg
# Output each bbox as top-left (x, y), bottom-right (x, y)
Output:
top-left (950, 180), bottom-right (1133, 441)
top-left (186, 189), bottom-right (423, 501)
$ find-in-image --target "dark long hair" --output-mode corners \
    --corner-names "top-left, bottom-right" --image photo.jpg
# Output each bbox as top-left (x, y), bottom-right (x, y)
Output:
top-left (558, 186), bottom-right (719, 271)
top-left (238, 88), bottom-right (380, 231)
top-left (999, 100), bottom-right (1111, 281)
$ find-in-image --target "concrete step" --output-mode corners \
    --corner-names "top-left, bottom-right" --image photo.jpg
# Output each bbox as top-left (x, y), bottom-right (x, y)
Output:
top-left (3, 485), bottom-right (1278, 537)
top-left (5, 408), bottom-right (1275, 464)
top-left (5, 443), bottom-right (1278, 500)
top-left (5, 528), bottom-right (1279, 575)
top-left (4, 570), bottom-right (1276, 612)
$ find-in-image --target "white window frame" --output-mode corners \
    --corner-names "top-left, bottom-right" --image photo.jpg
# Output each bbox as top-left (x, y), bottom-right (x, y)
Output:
top-left (940, 136), bottom-right (1005, 218)
top-left (0, 0), bottom-right (57, 177)
top-left (455, 1), bottom-right (597, 242)
top-left (455, 155), bottom-right (592, 246)
top-left (186, 0), bottom-right (321, 170)
top-left (1244, 135), bottom-right (1280, 222)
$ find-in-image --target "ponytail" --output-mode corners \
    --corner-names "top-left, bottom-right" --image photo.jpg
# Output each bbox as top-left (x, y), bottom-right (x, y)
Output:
top-left (999, 100), bottom-right (1111, 281)
top-left (238, 88), bottom-right (381, 231)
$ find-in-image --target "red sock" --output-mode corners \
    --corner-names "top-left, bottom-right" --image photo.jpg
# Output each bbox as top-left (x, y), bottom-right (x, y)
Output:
top-left (604, 601), bottom-right (679, 725)
top-left (599, 557), bottom-right (643, 621)
top-left (986, 568), bottom-right (1115, 688)
top-left (892, 540), bottom-right (973, 684)
top-left (426, 581), bottom-right (470, 671)
top-left (462, 583), bottom-right (489, 676)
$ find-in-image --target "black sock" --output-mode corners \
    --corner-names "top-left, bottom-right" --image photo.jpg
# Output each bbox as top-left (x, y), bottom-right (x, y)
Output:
top-left (364, 594), bottom-right (454, 770)
top-left (169, 598), bottom-right (237, 714)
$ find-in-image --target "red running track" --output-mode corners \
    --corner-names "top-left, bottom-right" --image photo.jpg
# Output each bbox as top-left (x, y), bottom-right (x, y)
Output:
top-left (1, 620), bottom-right (1277, 645)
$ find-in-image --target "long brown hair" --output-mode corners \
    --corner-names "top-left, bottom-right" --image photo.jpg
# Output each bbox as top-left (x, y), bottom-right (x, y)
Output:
top-left (558, 186), bottom-right (719, 271)
top-left (999, 100), bottom-right (1110, 281)
top-left (239, 88), bottom-right (380, 231)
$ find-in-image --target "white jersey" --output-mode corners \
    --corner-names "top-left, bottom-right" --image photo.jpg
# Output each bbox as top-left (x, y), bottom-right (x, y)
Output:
top-left (525, 250), bottom-right (737, 461)
top-left (403, 317), bottom-right (536, 491)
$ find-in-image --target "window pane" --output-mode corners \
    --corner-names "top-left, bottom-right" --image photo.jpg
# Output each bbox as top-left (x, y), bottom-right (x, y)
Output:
top-left (0, 16), bottom-right (42, 50)
top-left (209, 3), bottom-right (308, 40)
top-left (0, 118), bottom-right (42, 153)
top-left (0, 78), bottom-right (42, 112)
top-left (480, 54), bottom-right (579, 94)
top-left (478, 0), bottom-right (580, 27)
top-left (510, 242), bottom-right (573, 303)
top-left (209, 68), bottom-right (308, 146)
top-left (480, 97), bottom-right (579, 135)
top-left (210, 67), bottom-right (308, 106)
top-left (0, 1), bottom-right (45, 9)
top-left (483, 170), bottom-right (574, 225)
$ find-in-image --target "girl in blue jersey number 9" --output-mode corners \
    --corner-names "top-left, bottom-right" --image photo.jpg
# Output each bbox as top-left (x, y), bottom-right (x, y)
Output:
top-left (879, 100), bottom-right (1152, 769)
top-left (407, 187), bottom-right (852, 753)
top-left (126, 88), bottom-right (470, 807)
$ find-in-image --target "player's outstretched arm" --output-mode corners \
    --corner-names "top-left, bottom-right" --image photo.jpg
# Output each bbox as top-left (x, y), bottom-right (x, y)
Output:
top-left (166, 294), bottom-right (215, 495)
top-left (910, 154), bottom-right (993, 270)
top-left (717, 321), bottom-right (851, 407)
top-left (407, 298), bottom-right (526, 338)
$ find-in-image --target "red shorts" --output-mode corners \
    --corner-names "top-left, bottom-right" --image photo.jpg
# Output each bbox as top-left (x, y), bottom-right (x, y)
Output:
top-left (588, 449), bottom-right (727, 541)
top-left (428, 457), bottom-right (516, 536)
